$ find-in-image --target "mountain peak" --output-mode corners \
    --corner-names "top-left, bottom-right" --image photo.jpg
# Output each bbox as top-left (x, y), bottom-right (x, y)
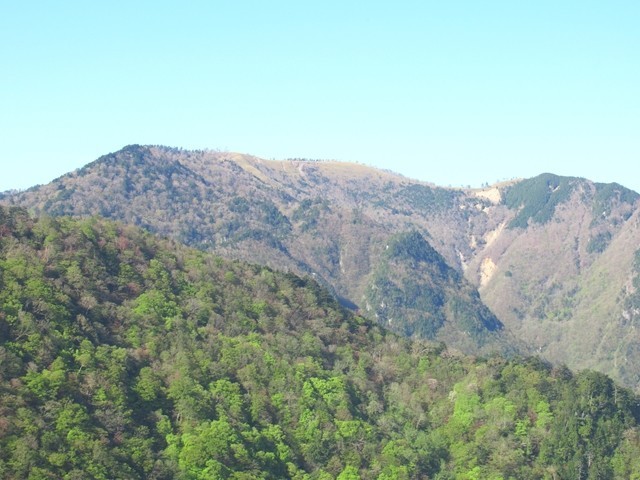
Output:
top-left (3, 147), bottom-right (640, 386)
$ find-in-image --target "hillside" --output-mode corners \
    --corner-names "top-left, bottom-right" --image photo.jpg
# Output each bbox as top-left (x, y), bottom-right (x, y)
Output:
top-left (0, 146), bottom-right (515, 357)
top-left (3, 146), bottom-right (640, 388)
top-left (2, 206), bottom-right (640, 479)
top-left (472, 175), bottom-right (640, 386)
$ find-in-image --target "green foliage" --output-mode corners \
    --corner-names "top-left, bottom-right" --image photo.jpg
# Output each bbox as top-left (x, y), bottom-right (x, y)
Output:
top-left (7, 145), bottom-right (640, 394)
top-left (621, 250), bottom-right (640, 318)
top-left (592, 182), bottom-right (640, 220)
top-left (1, 207), bottom-right (640, 479)
top-left (1, 144), bottom-right (524, 359)
top-left (504, 173), bottom-right (577, 228)
top-left (399, 184), bottom-right (460, 214)
top-left (291, 198), bottom-right (327, 232)
top-left (385, 230), bottom-right (451, 273)
top-left (366, 232), bottom-right (505, 349)
top-left (586, 231), bottom-right (613, 254)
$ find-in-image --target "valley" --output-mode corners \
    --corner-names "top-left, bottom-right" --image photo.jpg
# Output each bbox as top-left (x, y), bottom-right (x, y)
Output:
top-left (3, 145), bottom-right (638, 388)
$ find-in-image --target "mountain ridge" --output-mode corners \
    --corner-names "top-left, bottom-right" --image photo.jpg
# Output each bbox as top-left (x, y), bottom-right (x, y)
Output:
top-left (3, 144), bottom-right (640, 387)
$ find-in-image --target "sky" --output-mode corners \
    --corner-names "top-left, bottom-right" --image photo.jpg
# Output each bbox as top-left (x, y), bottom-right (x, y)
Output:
top-left (1, 1), bottom-right (639, 192)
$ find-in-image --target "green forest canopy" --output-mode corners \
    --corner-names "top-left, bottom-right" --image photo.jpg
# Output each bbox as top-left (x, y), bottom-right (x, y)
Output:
top-left (1, 206), bottom-right (640, 479)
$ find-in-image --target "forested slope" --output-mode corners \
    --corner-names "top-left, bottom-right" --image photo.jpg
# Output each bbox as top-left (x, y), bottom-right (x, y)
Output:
top-left (1, 206), bottom-right (640, 479)
top-left (5, 146), bottom-right (640, 388)
top-left (0, 145), bottom-right (515, 357)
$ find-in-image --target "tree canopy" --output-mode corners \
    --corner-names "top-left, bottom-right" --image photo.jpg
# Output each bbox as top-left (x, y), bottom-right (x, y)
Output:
top-left (1, 206), bottom-right (640, 479)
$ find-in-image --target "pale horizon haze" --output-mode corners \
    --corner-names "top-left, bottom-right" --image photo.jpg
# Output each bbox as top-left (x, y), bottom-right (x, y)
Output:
top-left (1, 2), bottom-right (639, 192)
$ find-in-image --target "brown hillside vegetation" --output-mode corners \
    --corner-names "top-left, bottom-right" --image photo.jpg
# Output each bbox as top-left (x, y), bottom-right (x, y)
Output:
top-left (3, 146), bottom-right (640, 388)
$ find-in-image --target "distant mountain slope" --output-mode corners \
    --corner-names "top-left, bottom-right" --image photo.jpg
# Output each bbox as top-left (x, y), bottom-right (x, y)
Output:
top-left (471, 175), bottom-right (640, 386)
top-left (4, 145), bottom-right (640, 387)
top-left (2, 206), bottom-right (640, 479)
top-left (364, 231), bottom-right (507, 353)
top-left (1, 145), bottom-right (513, 356)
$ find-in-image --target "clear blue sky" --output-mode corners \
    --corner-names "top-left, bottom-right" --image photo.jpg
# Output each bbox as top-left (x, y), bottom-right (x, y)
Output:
top-left (1, 1), bottom-right (639, 192)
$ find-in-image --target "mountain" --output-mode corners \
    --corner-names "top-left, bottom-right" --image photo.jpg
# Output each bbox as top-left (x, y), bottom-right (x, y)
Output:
top-left (471, 174), bottom-right (640, 384)
top-left (2, 206), bottom-right (640, 479)
top-left (0, 145), bottom-right (515, 357)
top-left (3, 145), bottom-right (640, 388)
top-left (364, 230), bottom-right (504, 352)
